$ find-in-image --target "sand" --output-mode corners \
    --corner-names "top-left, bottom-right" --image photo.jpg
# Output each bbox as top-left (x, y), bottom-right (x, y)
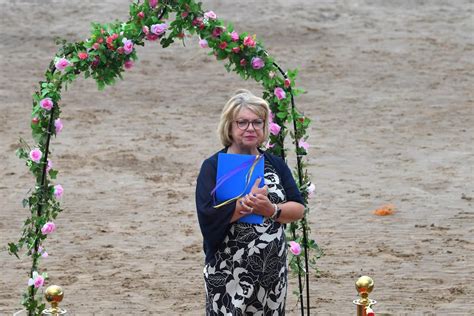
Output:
top-left (0, 0), bottom-right (473, 314)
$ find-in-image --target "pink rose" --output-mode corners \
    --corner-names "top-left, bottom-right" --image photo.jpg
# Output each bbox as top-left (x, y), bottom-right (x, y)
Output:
top-left (124, 60), bottom-right (134, 69)
top-left (289, 241), bottom-right (302, 255)
top-left (204, 11), bottom-right (217, 20)
top-left (199, 39), bottom-right (208, 48)
top-left (269, 122), bottom-right (281, 135)
top-left (32, 117), bottom-right (39, 124)
top-left (41, 222), bottom-right (56, 235)
top-left (243, 35), bottom-right (256, 47)
top-left (142, 25), bottom-right (150, 35)
top-left (92, 43), bottom-right (100, 50)
top-left (46, 159), bottom-right (53, 172)
top-left (91, 56), bottom-right (100, 68)
top-left (181, 11), bottom-right (189, 18)
top-left (269, 111), bottom-right (275, 123)
top-left (28, 272), bottom-right (45, 288)
top-left (53, 185), bottom-right (64, 199)
top-left (284, 78), bottom-right (291, 88)
top-left (55, 58), bottom-right (71, 71)
top-left (54, 118), bottom-right (63, 134)
top-left (34, 275), bottom-right (44, 288)
top-left (232, 46), bottom-right (240, 53)
top-left (78, 52), bottom-right (88, 60)
top-left (29, 148), bottom-right (42, 163)
top-left (150, 23), bottom-right (168, 35)
top-left (240, 59), bottom-right (247, 67)
top-left (40, 97), bottom-right (53, 111)
top-left (192, 17), bottom-right (203, 27)
top-left (230, 31), bottom-right (239, 42)
top-left (219, 42), bottom-right (228, 50)
top-left (137, 11), bottom-right (145, 19)
top-left (212, 27), bottom-right (224, 38)
top-left (149, 0), bottom-right (158, 8)
top-left (122, 38), bottom-right (134, 55)
top-left (307, 182), bottom-right (315, 198)
top-left (265, 142), bottom-right (275, 149)
top-left (298, 139), bottom-right (310, 151)
top-left (146, 33), bottom-right (159, 41)
top-left (274, 87), bottom-right (286, 100)
top-left (34, 246), bottom-right (49, 258)
top-left (251, 57), bottom-right (264, 69)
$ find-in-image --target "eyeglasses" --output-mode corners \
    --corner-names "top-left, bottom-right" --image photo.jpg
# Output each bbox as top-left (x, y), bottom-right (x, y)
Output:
top-left (235, 119), bottom-right (265, 130)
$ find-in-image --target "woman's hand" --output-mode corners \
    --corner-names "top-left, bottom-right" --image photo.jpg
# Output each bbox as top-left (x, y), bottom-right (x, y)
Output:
top-left (243, 193), bottom-right (273, 217)
top-left (239, 177), bottom-right (273, 217)
top-left (250, 177), bottom-right (267, 196)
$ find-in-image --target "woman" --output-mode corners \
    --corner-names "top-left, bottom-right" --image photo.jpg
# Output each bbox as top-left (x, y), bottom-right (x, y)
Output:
top-left (195, 89), bottom-right (305, 315)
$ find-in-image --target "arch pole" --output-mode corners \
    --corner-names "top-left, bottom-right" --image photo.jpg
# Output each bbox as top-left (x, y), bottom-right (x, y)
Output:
top-left (273, 61), bottom-right (311, 316)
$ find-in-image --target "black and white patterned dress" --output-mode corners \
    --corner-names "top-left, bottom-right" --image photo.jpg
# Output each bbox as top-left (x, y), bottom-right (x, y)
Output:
top-left (204, 161), bottom-right (288, 315)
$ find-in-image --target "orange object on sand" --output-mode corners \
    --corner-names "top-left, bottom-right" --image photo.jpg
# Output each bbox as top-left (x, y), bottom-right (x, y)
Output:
top-left (373, 204), bottom-right (395, 216)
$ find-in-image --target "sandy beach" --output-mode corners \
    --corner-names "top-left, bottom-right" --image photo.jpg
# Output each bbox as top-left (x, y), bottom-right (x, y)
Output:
top-left (0, 0), bottom-right (473, 314)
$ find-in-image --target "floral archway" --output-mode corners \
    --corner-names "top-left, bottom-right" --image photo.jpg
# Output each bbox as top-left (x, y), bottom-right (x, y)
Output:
top-left (7, 1), bottom-right (321, 315)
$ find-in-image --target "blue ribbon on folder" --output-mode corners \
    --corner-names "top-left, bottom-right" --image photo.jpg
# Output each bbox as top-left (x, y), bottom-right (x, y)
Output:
top-left (212, 153), bottom-right (265, 224)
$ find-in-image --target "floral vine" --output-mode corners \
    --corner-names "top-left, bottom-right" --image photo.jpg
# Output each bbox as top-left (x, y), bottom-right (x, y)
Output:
top-left (7, 0), bottom-right (322, 315)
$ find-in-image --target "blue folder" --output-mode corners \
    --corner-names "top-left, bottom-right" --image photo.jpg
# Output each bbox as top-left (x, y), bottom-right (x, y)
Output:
top-left (216, 153), bottom-right (265, 224)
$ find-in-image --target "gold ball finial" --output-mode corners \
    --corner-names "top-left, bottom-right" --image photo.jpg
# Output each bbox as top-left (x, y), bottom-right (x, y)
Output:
top-left (43, 285), bottom-right (66, 315)
top-left (355, 276), bottom-right (374, 305)
top-left (45, 285), bottom-right (64, 305)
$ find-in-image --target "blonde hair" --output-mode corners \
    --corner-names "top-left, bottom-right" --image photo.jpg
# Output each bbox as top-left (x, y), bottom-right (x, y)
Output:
top-left (218, 89), bottom-right (270, 147)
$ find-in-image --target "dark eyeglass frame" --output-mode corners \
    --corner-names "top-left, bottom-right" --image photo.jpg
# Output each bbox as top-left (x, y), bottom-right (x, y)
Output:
top-left (234, 119), bottom-right (265, 131)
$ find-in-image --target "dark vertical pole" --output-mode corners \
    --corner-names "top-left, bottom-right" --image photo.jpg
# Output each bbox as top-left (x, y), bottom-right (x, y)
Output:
top-left (29, 71), bottom-right (58, 316)
top-left (289, 91), bottom-right (311, 316)
top-left (273, 61), bottom-right (310, 315)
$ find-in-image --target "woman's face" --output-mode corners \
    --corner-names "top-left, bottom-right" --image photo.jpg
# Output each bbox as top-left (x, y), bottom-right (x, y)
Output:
top-left (230, 107), bottom-right (265, 150)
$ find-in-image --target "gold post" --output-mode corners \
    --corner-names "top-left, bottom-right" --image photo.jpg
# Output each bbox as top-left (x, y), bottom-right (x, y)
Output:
top-left (42, 285), bottom-right (67, 315)
top-left (353, 276), bottom-right (376, 316)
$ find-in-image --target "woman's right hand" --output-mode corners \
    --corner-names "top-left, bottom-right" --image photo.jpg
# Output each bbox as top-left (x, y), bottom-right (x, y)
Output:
top-left (239, 178), bottom-right (270, 215)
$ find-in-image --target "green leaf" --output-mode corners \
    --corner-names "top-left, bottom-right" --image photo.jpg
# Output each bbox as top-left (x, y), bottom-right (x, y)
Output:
top-left (16, 147), bottom-right (28, 160)
top-left (48, 170), bottom-right (58, 180)
top-left (99, 53), bottom-right (107, 64)
top-left (97, 80), bottom-right (105, 90)
top-left (8, 243), bottom-right (20, 259)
